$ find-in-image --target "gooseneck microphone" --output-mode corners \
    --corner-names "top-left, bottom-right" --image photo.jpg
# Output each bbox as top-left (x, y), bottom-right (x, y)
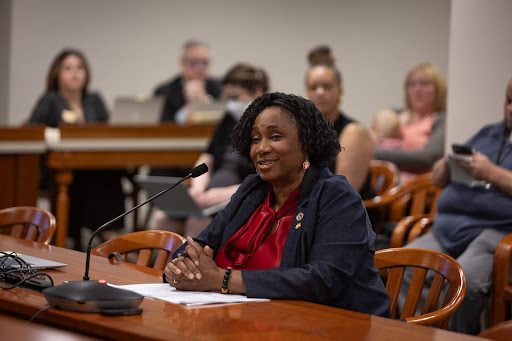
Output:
top-left (42, 163), bottom-right (208, 313)
top-left (83, 162), bottom-right (208, 281)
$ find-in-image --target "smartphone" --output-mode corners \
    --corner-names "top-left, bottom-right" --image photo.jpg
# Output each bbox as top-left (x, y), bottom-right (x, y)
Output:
top-left (452, 144), bottom-right (472, 155)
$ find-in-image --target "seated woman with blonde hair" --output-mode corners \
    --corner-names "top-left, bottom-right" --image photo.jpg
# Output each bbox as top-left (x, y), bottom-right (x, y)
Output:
top-left (371, 62), bottom-right (447, 183)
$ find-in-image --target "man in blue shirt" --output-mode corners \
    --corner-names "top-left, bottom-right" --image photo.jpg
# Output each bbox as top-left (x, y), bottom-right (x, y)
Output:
top-left (401, 77), bottom-right (512, 334)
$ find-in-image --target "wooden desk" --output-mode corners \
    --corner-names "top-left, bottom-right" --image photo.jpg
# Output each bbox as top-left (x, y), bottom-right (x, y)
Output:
top-left (0, 126), bottom-right (45, 210)
top-left (0, 235), bottom-right (485, 340)
top-left (46, 124), bottom-right (215, 247)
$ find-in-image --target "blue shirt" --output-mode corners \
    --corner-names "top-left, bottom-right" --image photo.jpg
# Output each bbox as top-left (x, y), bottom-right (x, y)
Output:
top-left (433, 121), bottom-right (512, 257)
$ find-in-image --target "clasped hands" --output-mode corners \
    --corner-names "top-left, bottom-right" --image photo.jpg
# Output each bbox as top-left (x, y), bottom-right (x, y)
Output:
top-left (184, 80), bottom-right (209, 103)
top-left (164, 236), bottom-right (223, 292)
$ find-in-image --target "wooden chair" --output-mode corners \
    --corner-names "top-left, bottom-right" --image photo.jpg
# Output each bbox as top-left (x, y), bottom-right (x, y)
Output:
top-left (393, 216), bottom-right (512, 329)
top-left (374, 248), bottom-right (466, 328)
top-left (91, 230), bottom-right (186, 270)
top-left (490, 232), bottom-right (512, 326)
top-left (367, 160), bottom-right (399, 197)
top-left (0, 206), bottom-right (56, 244)
top-left (479, 319), bottom-right (512, 341)
top-left (364, 174), bottom-right (441, 234)
top-left (363, 160), bottom-right (399, 233)
top-left (390, 213), bottom-right (435, 248)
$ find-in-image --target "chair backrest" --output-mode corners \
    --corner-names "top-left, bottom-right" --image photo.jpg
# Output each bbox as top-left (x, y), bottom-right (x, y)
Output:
top-left (368, 160), bottom-right (399, 196)
top-left (387, 174), bottom-right (442, 221)
top-left (365, 174), bottom-right (442, 220)
top-left (0, 206), bottom-right (56, 244)
top-left (374, 248), bottom-right (466, 329)
top-left (91, 230), bottom-right (186, 270)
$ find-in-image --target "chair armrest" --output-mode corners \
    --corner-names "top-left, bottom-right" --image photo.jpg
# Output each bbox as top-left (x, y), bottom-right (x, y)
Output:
top-left (490, 232), bottom-right (512, 326)
top-left (479, 320), bottom-right (512, 340)
top-left (390, 214), bottom-right (435, 248)
top-left (363, 185), bottom-right (402, 209)
top-left (407, 215), bottom-right (435, 244)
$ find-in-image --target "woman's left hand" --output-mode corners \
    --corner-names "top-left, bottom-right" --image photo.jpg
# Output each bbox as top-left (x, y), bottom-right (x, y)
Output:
top-left (164, 237), bottom-right (202, 284)
top-left (168, 239), bottom-right (224, 292)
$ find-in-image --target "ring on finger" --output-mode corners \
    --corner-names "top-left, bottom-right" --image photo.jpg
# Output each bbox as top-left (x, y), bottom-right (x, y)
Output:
top-left (171, 258), bottom-right (179, 264)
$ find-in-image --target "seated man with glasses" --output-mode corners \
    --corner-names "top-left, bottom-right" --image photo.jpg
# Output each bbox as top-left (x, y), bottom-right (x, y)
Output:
top-left (154, 39), bottom-right (222, 123)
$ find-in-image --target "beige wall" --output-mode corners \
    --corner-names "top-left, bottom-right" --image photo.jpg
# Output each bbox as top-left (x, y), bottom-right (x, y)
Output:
top-left (7, 0), bottom-right (450, 126)
top-left (446, 0), bottom-right (512, 148)
top-left (0, 0), bottom-right (12, 125)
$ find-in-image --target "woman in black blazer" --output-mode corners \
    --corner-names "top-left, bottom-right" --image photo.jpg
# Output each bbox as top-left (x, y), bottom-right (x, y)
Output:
top-left (29, 48), bottom-right (125, 249)
top-left (165, 93), bottom-right (391, 317)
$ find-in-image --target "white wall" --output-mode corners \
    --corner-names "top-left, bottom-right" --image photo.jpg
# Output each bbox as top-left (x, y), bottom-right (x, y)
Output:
top-left (7, 0), bottom-right (450, 126)
top-left (446, 0), bottom-right (512, 148)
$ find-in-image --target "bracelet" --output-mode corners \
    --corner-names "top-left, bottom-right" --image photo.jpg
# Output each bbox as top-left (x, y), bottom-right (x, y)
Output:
top-left (221, 267), bottom-right (232, 294)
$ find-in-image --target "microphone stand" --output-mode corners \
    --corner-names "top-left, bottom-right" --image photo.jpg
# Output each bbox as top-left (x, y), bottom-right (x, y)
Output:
top-left (83, 172), bottom-right (193, 280)
top-left (43, 163), bottom-right (208, 313)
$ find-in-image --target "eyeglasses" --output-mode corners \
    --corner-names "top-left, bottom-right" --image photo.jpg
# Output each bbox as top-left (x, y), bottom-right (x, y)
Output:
top-left (407, 80), bottom-right (432, 88)
top-left (226, 94), bottom-right (240, 101)
top-left (186, 59), bottom-right (209, 67)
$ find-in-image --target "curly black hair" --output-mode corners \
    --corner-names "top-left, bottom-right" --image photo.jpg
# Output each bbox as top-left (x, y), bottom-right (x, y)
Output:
top-left (232, 92), bottom-right (341, 167)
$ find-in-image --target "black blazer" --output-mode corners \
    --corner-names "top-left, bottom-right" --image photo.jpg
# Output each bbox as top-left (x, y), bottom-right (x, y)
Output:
top-left (175, 166), bottom-right (391, 317)
top-left (29, 91), bottom-right (109, 127)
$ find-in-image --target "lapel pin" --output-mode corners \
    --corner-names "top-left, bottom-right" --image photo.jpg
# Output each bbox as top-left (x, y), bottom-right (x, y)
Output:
top-left (296, 212), bottom-right (304, 221)
top-left (295, 223), bottom-right (301, 230)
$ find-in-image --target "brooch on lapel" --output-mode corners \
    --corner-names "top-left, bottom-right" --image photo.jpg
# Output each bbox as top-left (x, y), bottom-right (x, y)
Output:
top-left (296, 212), bottom-right (304, 221)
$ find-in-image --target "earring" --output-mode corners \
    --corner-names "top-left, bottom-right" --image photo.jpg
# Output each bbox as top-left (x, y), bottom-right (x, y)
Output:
top-left (302, 159), bottom-right (310, 170)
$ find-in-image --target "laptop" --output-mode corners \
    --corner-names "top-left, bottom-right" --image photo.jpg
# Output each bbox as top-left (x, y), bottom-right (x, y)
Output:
top-left (111, 95), bottom-right (164, 124)
top-left (0, 252), bottom-right (67, 270)
top-left (188, 100), bottom-right (226, 124)
top-left (134, 175), bottom-right (228, 218)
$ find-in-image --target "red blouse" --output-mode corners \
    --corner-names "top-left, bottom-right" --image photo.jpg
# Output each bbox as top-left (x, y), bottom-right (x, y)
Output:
top-left (215, 186), bottom-right (300, 270)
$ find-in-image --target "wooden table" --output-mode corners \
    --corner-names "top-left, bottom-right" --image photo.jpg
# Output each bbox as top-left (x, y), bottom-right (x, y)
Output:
top-left (46, 124), bottom-right (215, 247)
top-left (0, 126), bottom-right (45, 210)
top-left (0, 314), bottom-right (99, 340)
top-left (0, 235), bottom-right (486, 340)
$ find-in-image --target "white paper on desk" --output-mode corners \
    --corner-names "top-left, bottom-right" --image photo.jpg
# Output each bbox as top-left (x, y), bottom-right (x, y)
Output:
top-left (109, 283), bottom-right (269, 306)
top-left (448, 154), bottom-right (487, 188)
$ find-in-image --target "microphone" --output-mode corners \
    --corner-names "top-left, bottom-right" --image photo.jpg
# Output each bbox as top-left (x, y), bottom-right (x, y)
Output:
top-left (190, 162), bottom-right (208, 178)
top-left (42, 163), bottom-right (208, 313)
